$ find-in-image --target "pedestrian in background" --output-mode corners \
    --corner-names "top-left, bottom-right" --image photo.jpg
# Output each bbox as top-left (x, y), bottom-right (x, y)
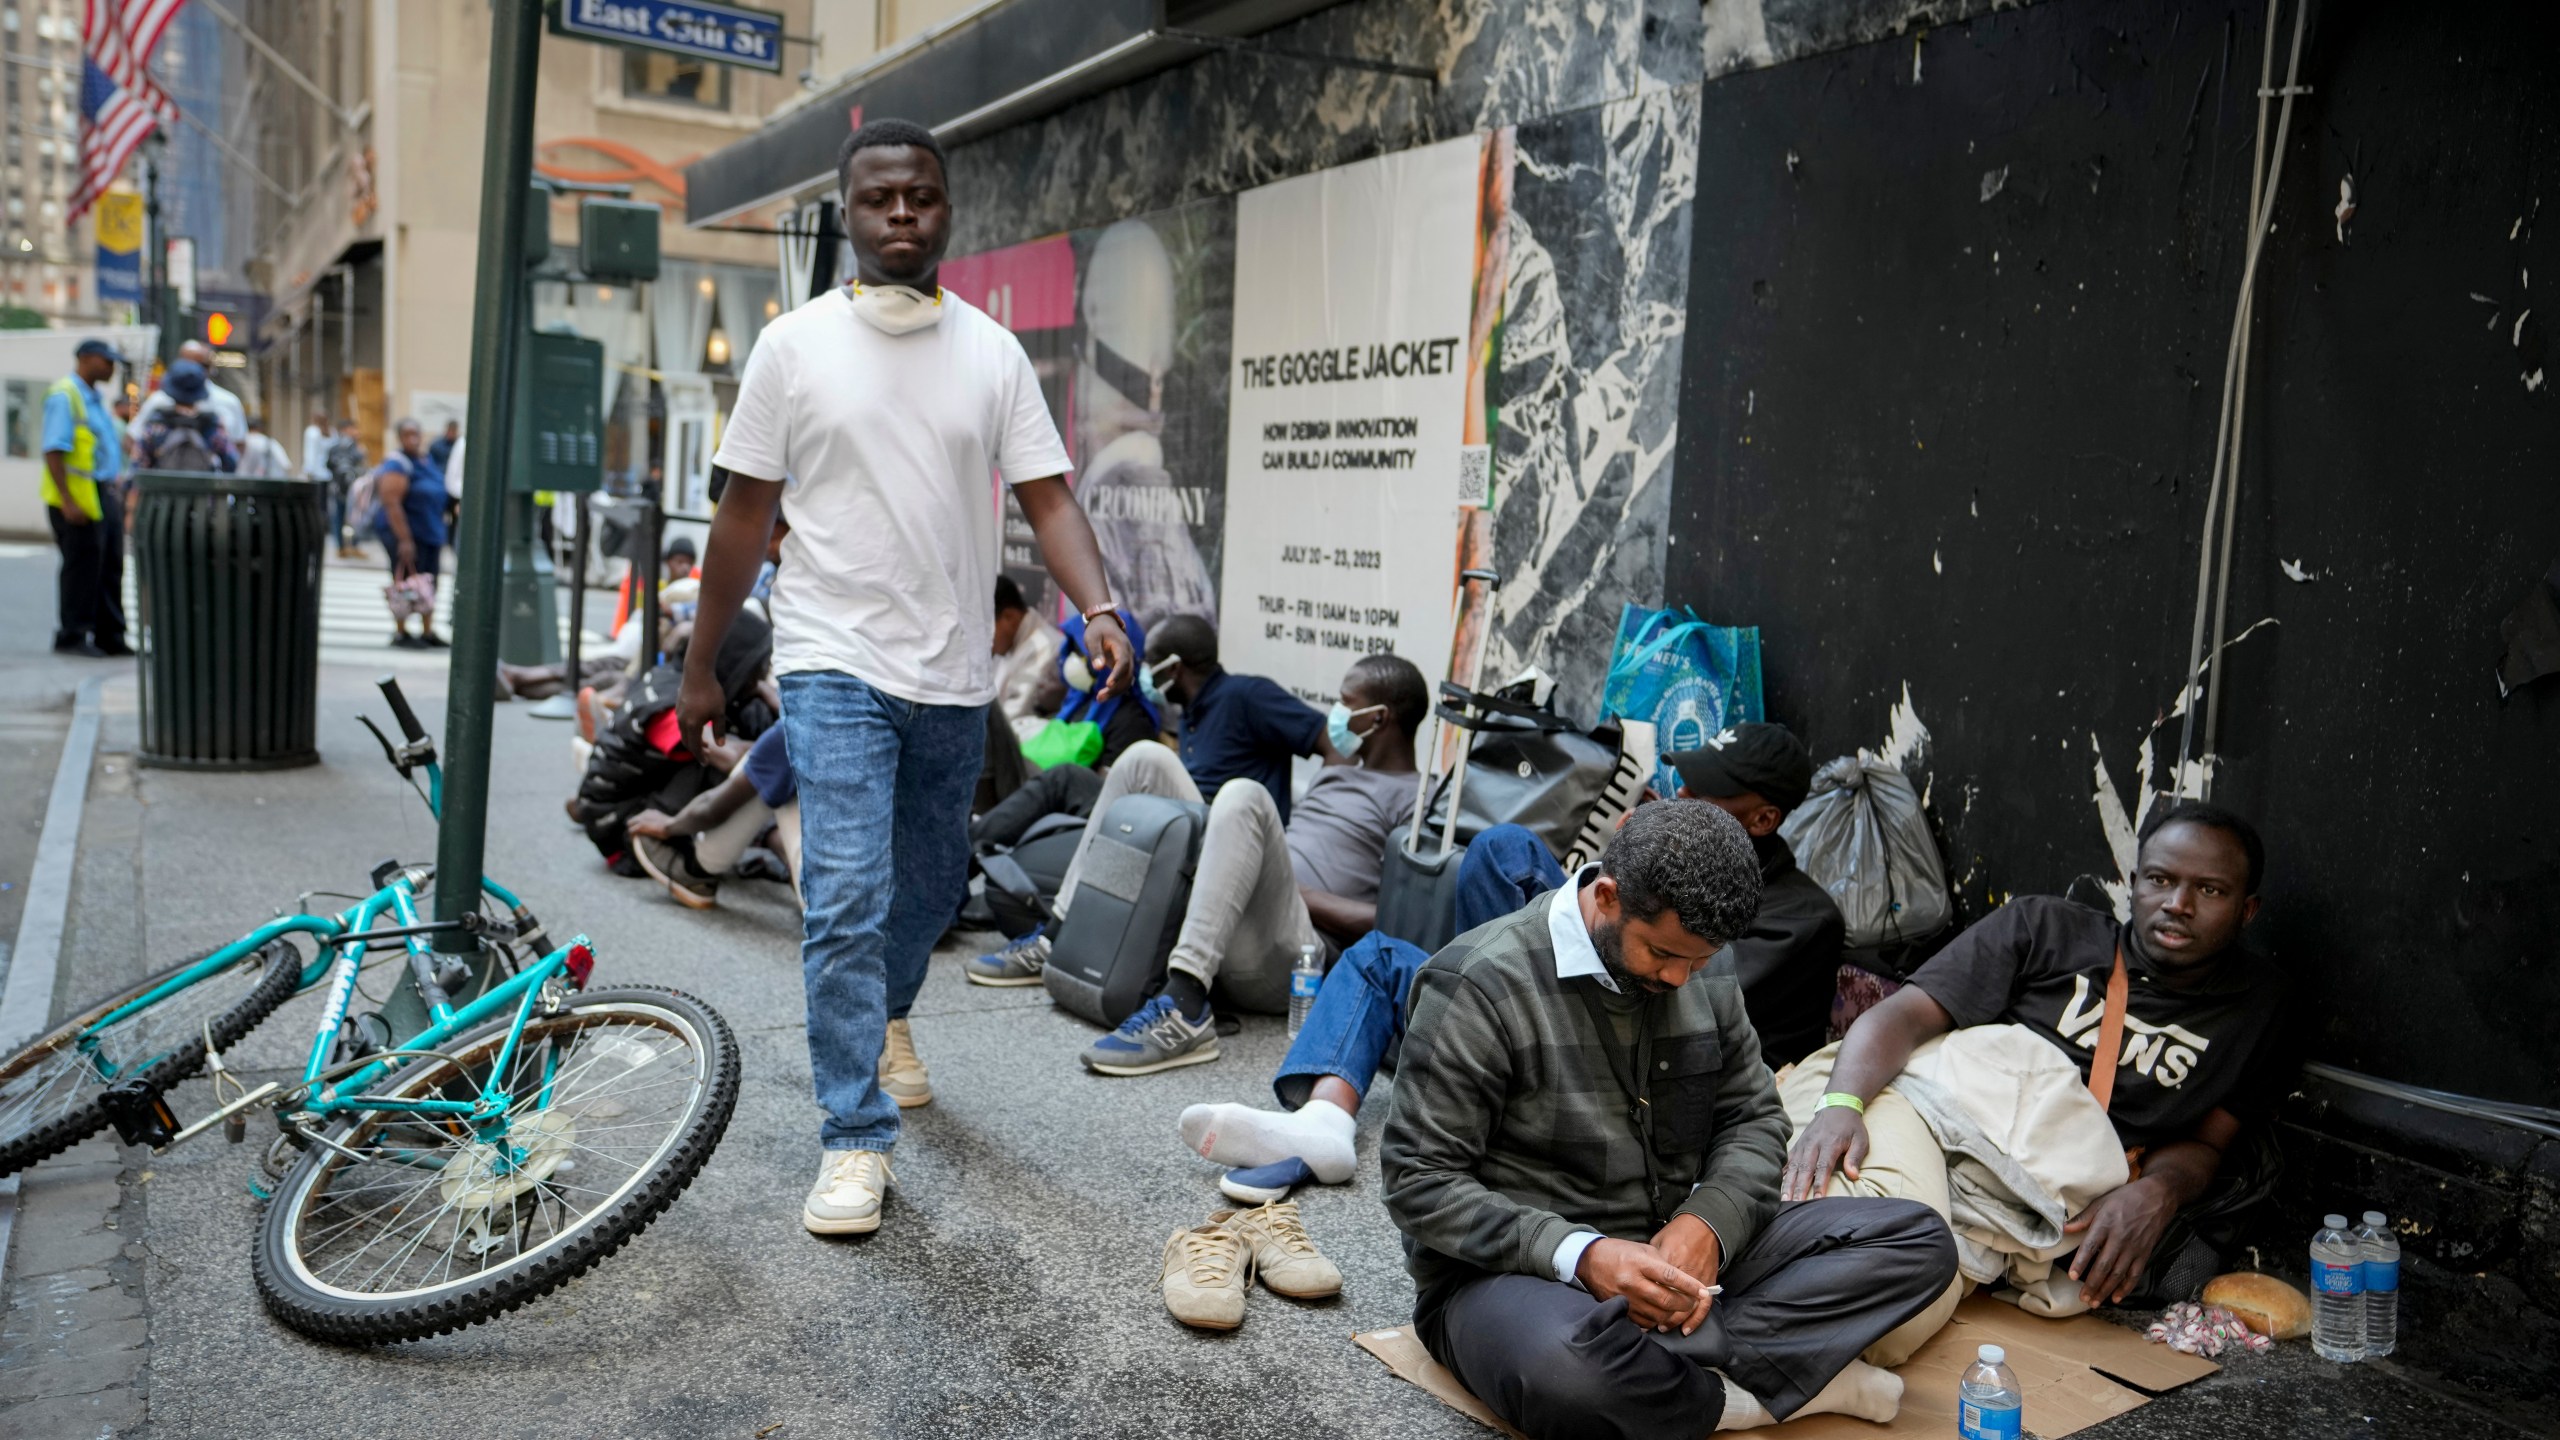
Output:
top-left (135, 339), bottom-right (247, 441)
top-left (325, 418), bottom-right (367, 557)
top-left (429, 417), bottom-right (460, 470)
top-left (41, 338), bottom-right (129, 658)
top-left (371, 417), bottom-right (449, 649)
top-left (236, 415), bottom-right (295, 477)
top-left (300, 409), bottom-right (333, 483)
top-left (135, 362), bottom-right (238, 475)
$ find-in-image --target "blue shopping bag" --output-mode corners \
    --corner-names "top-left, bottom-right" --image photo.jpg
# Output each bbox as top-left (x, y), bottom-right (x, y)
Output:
top-left (1600, 603), bottom-right (1764, 797)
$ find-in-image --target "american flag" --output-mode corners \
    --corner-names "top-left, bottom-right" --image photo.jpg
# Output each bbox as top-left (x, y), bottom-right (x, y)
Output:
top-left (70, 0), bottom-right (187, 225)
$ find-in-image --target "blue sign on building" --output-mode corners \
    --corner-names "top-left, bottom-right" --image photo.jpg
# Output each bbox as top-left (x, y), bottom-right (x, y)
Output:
top-left (551, 0), bottom-right (786, 74)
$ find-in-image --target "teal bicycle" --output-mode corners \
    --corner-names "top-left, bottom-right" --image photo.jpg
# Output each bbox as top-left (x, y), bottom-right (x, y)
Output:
top-left (0, 678), bottom-right (740, 1343)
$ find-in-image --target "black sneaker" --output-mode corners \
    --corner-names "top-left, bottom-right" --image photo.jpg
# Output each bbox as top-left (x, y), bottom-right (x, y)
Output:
top-left (418, 631), bottom-right (449, 649)
top-left (391, 632), bottom-right (422, 649)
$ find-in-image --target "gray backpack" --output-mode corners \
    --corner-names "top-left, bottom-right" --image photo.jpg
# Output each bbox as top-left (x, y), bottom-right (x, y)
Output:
top-left (149, 417), bottom-right (221, 473)
top-left (1041, 794), bottom-right (1207, 1028)
top-left (1779, 756), bottom-right (1953, 949)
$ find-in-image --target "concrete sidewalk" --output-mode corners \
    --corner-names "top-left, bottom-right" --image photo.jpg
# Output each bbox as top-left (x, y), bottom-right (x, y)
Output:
top-left (34, 668), bottom-right (1471, 1440)
top-left (3, 640), bottom-right (2541, 1438)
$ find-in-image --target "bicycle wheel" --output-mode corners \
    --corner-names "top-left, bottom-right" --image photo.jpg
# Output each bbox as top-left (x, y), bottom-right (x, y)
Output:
top-left (0, 940), bottom-right (304, 1176)
top-left (253, 985), bottom-right (739, 1343)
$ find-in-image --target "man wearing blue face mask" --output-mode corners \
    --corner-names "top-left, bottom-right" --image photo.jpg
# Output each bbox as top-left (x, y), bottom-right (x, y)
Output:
top-left (980, 652), bottom-right (1426, 1075)
top-left (967, 611), bottom-right (1336, 983)
top-left (1080, 650), bottom-right (1425, 1073)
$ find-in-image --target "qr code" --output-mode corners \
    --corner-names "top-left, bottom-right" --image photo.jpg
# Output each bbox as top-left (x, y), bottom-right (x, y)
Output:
top-left (1456, 444), bottom-right (1491, 506)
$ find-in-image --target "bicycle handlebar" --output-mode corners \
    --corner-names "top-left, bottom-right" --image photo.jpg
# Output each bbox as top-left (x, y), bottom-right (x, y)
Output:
top-left (377, 675), bottom-right (429, 745)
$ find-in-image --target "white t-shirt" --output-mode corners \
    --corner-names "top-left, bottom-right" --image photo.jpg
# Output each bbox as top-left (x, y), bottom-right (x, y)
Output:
top-left (711, 287), bottom-right (1070, 705)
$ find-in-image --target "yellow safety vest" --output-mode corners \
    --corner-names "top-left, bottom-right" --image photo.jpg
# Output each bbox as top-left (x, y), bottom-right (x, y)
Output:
top-left (41, 376), bottom-right (102, 521)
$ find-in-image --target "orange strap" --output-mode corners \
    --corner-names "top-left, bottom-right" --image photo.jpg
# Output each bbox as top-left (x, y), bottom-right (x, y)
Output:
top-left (2086, 944), bottom-right (2131, 1114)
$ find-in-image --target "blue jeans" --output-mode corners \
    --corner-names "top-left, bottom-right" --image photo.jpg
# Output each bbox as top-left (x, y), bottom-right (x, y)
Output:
top-left (1272, 824), bottom-right (1566, 1107)
top-left (781, 672), bottom-right (986, 1151)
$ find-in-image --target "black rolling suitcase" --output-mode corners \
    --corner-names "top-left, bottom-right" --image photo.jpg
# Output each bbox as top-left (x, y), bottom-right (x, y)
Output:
top-left (1041, 793), bottom-right (1208, 1027)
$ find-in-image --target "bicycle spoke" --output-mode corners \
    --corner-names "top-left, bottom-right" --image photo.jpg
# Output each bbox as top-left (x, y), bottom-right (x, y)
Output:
top-left (279, 1002), bottom-right (710, 1301)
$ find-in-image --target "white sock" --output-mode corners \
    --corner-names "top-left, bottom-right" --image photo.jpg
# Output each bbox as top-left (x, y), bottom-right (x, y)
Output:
top-left (1177, 1098), bottom-right (1358, 1182)
top-left (1711, 1378), bottom-right (1774, 1431)
top-left (1729, 1361), bottom-right (1901, 1428)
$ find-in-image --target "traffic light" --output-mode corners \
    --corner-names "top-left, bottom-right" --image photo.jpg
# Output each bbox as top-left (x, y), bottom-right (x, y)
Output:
top-left (201, 310), bottom-right (233, 347)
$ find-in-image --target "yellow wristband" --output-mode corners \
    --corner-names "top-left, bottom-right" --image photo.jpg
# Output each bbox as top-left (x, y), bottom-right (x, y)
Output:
top-left (1817, 1092), bottom-right (1867, 1115)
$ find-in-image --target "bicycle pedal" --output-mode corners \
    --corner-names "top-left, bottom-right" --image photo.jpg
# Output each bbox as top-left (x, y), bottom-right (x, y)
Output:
top-left (99, 1079), bottom-right (180, 1149)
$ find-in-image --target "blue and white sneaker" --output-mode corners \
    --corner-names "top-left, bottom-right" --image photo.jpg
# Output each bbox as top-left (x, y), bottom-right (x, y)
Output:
top-left (1219, 1158), bottom-right (1316, 1205)
top-left (1081, 994), bottom-right (1219, 1076)
top-left (965, 927), bottom-right (1051, 987)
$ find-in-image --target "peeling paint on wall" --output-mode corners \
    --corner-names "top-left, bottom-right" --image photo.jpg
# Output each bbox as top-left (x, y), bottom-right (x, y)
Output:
top-left (2085, 619), bottom-right (2280, 917)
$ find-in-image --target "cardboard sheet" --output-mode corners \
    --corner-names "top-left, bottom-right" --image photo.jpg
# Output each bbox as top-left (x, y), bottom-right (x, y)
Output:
top-left (1355, 1297), bottom-right (2218, 1439)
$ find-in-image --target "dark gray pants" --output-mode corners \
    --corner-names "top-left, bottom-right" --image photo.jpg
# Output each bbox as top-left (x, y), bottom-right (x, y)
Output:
top-left (1417, 1198), bottom-right (1956, 1440)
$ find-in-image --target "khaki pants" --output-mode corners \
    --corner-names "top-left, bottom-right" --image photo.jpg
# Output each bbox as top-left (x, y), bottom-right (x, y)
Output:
top-left (1778, 1045), bottom-right (1972, 1366)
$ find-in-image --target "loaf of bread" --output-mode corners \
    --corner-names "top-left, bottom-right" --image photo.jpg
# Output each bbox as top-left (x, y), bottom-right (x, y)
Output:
top-left (2202, 1272), bottom-right (2313, 1340)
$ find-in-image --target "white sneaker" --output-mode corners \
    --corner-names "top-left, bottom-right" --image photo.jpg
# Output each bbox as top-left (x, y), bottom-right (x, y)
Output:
top-left (804, 1149), bottom-right (893, 1235)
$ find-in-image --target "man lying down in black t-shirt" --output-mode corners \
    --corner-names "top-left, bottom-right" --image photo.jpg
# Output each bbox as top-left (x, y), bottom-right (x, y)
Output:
top-left (1777, 799), bottom-right (2293, 1364)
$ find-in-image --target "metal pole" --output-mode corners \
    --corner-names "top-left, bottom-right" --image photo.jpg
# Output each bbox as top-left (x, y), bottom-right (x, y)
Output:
top-left (638, 494), bottom-right (662, 667)
top-left (529, 492), bottom-right (590, 721)
top-left (411, 0), bottom-right (542, 1023)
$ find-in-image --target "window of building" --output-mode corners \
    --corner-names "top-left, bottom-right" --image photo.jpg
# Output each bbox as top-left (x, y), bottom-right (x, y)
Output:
top-left (621, 51), bottom-right (727, 110)
top-left (5, 379), bottom-right (42, 459)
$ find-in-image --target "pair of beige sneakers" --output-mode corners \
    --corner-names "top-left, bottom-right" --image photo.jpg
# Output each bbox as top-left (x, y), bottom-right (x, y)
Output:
top-left (1159, 1201), bottom-right (1343, 1330)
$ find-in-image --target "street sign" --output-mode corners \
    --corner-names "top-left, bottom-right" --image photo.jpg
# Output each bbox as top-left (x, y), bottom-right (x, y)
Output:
top-left (547, 0), bottom-right (785, 74)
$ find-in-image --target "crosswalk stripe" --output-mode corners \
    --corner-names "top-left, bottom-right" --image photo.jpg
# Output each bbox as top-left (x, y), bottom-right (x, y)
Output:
top-left (120, 561), bottom-right (611, 673)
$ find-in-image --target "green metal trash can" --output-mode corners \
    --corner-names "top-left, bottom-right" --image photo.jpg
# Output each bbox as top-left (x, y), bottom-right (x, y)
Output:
top-left (133, 471), bottom-right (327, 771)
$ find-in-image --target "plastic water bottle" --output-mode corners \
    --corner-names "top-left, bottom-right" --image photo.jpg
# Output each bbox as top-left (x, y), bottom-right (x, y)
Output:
top-left (2355, 1210), bottom-right (2399, 1358)
top-left (1956, 1343), bottom-right (2022, 1439)
top-left (2311, 1213), bottom-right (2366, 1361)
top-left (1287, 943), bottom-right (1322, 1038)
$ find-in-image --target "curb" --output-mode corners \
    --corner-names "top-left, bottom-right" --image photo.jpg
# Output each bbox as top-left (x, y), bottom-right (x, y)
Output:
top-left (0, 672), bottom-right (108, 1284)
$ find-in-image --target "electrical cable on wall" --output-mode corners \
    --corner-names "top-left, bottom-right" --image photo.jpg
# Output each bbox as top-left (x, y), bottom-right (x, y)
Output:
top-left (2174, 0), bottom-right (2314, 798)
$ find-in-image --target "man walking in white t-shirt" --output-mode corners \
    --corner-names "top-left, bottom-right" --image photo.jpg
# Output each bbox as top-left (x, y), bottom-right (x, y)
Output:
top-left (680, 119), bottom-right (1134, 1238)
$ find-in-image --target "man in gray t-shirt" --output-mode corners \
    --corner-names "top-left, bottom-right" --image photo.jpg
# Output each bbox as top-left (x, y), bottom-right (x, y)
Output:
top-left (1062, 653), bottom-right (1429, 1077)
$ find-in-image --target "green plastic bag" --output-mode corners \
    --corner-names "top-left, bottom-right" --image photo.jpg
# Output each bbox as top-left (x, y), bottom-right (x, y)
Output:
top-left (1020, 719), bottom-right (1103, 771)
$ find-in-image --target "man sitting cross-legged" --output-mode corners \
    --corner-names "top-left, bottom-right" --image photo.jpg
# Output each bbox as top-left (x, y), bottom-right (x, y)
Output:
top-left (1004, 652), bottom-right (1425, 1074)
top-left (1179, 721), bottom-right (1844, 1202)
top-left (1779, 800), bottom-right (2293, 1364)
top-left (1383, 802), bottom-right (1957, 1439)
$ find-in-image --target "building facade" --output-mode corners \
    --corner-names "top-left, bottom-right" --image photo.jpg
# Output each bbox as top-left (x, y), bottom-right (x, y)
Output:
top-left (213, 0), bottom-right (979, 493)
top-left (0, 0), bottom-right (92, 323)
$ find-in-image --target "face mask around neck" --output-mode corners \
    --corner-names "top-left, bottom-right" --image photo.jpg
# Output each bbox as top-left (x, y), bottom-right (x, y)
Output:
top-left (849, 282), bottom-right (944, 335)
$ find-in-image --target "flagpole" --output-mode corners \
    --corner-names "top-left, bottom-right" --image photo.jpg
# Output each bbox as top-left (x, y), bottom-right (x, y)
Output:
top-left (141, 138), bottom-right (172, 366)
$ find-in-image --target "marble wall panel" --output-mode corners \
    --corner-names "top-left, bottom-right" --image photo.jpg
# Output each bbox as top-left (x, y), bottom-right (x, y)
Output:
top-left (1484, 83), bottom-right (1700, 720)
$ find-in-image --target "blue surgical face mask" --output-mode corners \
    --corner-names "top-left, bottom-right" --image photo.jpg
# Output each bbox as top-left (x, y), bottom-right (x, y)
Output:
top-left (1328, 701), bottom-right (1386, 757)
top-left (1139, 655), bottom-right (1180, 710)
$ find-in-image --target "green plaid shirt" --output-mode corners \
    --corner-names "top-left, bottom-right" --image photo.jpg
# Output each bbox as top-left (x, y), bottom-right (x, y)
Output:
top-left (1381, 895), bottom-right (1789, 1296)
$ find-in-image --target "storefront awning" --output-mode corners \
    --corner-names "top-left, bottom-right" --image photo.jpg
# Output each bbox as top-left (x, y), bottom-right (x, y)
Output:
top-left (683, 0), bottom-right (1366, 226)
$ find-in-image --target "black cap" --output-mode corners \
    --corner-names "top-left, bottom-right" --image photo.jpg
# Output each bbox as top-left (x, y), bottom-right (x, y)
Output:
top-left (1664, 722), bottom-right (1813, 811)
top-left (663, 535), bottom-right (698, 558)
top-left (74, 338), bottom-right (118, 361)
